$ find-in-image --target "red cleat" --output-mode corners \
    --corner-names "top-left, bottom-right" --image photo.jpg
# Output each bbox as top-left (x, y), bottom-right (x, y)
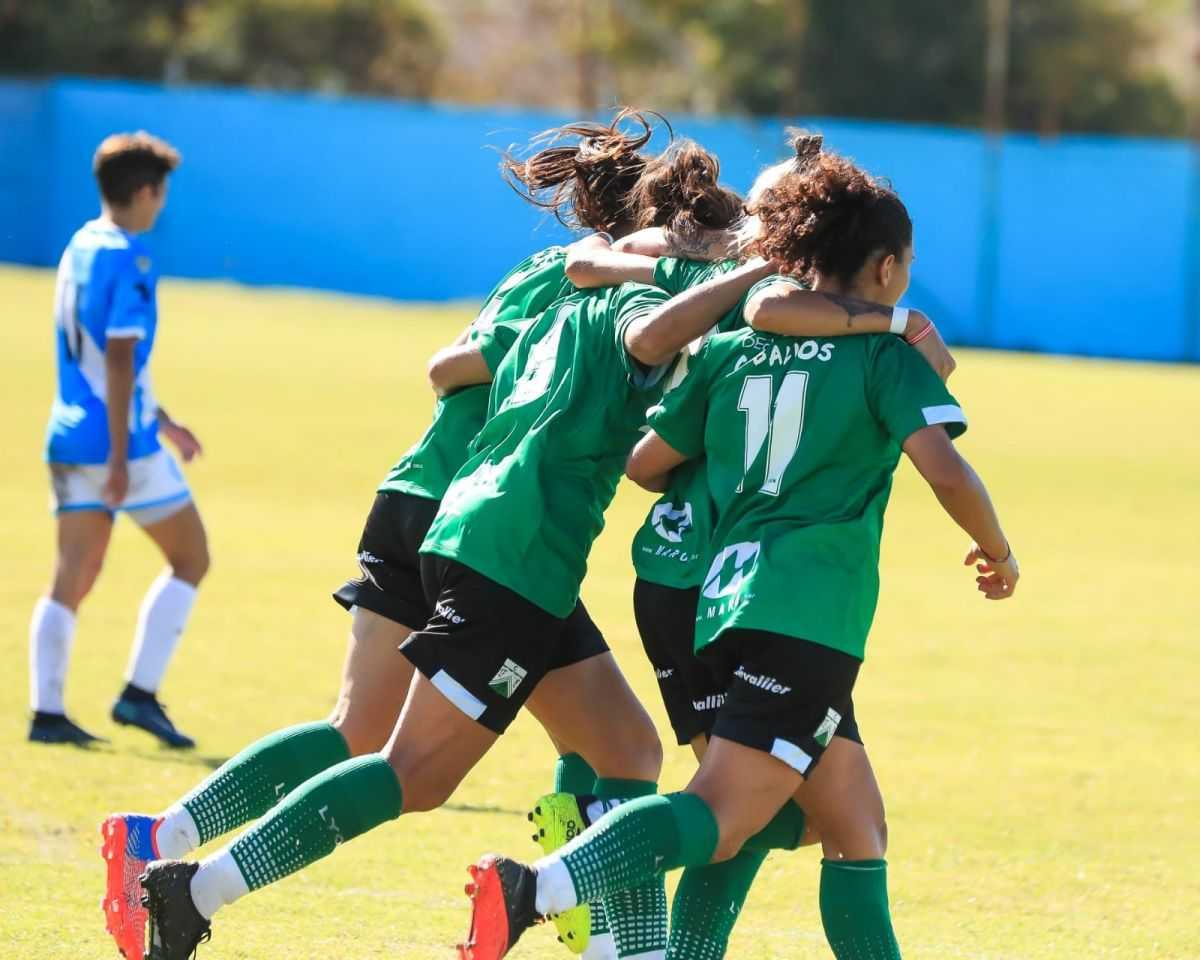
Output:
top-left (100, 815), bottom-right (155, 959)
top-left (458, 855), bottom-right (541, 960)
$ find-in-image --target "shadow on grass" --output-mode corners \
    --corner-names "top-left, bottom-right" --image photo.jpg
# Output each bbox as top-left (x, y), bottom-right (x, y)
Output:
top-left (443, 802), bottom-right (526, 817)
top-left (125, 750), bottom-right (229, 770)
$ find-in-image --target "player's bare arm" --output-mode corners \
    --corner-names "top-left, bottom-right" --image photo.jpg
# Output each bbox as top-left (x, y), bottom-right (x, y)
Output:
top-left (565, 233), bottom-right (659, 288)
top-left (624, 257), bottom-right (774, 366)
top-left (625, 431), bottom-right (690, 492)
top-left (427, 342), bottom-right (492, 396)
top-left (747, 283), bottom-right (956, 381)
top-left (102, 336), bottom-right (137, 507)
top-left (156, 406), bottom-right (203, 462)
top-left (902, 424), bottom-right (1018, 599)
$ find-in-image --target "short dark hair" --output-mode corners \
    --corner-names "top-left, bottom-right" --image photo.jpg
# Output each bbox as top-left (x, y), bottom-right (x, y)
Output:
top-left (93, 131), bottom-right (181, 206)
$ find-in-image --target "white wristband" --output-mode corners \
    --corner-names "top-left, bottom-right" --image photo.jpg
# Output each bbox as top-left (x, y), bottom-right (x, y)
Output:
top-left (889, 307), bottom-right (909, 336)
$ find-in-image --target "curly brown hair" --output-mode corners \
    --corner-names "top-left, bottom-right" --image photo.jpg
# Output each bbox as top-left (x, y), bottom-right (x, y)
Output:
top-left (752, 132), bottom-right (911, 285)
top-left (93, 131), bottom-right (181, 206)
top-left (501, 108), bottom-right (663, 237)
top-left (631, 139), bottom-right (744, 255)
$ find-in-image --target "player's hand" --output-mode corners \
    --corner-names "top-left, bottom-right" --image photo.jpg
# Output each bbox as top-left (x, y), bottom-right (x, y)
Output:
top-left (101, 461), bottom-right (129, 509)
top-left (162, 420), bottom-right (204, 462)
top-left (965, 544), bottom-right (1018, 600)
top-left (906, 312), bottom-right (956, 381)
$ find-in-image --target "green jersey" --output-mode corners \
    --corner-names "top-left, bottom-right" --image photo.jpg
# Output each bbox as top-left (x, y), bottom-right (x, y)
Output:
top-left (380, 246), bottom-right (573, 501)
top-left (422, 282), bottom-right (673, 618)
top-left (649, 277), bottom-right (967, 659)
top-left (630, 257), bottom-right (740, 589)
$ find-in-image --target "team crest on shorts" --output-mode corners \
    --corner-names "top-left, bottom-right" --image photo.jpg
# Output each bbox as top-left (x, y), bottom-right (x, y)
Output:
top-left (488, 659), bottom-right (528, 698)
top-left (813, 707), bottom-right (842, 748)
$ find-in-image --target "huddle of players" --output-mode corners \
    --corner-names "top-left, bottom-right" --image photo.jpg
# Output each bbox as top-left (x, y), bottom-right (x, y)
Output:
top-left (100, 109), bottom-right (1017, 960)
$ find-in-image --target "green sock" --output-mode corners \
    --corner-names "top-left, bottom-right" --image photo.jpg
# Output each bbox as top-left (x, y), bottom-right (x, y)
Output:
top-left (553, 755), bottom-right (612, 940)
top-left (555, 753), bottom-right (598, 793)
top-left (557, 791), bottom-right (718, 907)
top-left (591, 779), bottom-right (667, 960)
top-left (742, 800), bottom-right (806, 853)
top-left (820, 859), bottom-right (902, 960)
top-left (181, 721), bottom-right (350, 844)
top-left (229, 755), bottom-right (402, 891)
top-left (666, 848), bottom-right (768, 960)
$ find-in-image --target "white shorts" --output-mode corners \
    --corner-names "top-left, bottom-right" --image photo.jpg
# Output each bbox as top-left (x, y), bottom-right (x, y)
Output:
top-left (49, 449), bottom-right (193, 526)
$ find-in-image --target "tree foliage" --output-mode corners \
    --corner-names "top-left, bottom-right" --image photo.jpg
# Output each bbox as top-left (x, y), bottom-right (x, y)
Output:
top-left (0, 0), bottom-right (1189, 136)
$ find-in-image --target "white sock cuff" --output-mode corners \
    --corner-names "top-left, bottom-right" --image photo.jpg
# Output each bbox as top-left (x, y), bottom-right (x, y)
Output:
top-left (189, 848), bottom-right (249, 920)
top-left (581, 931), bottom-right (617, 960)
top-left (533, 855), bottom-right (578, 918)
top-left (155, 803), bottom-right (201, 859)
top-left (35, 596), bottom-right (77, 628)
top-left (158, 572), bottom-right (199, 601)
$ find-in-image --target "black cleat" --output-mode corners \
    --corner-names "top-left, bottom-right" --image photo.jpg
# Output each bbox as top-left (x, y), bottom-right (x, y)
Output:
top-left (28, 711), bottom-right (106, 745)
top-left (112, 696), bottom-right (196, 749)
top-left (140, 860), bottom-right (211, 960)
top-left (459, 855), bottom-right (543, 960)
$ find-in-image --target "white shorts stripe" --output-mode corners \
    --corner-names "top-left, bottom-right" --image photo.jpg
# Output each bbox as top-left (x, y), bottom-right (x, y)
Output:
top-left (770, 737), bottom-right (813, 775)
top-left (430, 669), bottom-right (487, 721)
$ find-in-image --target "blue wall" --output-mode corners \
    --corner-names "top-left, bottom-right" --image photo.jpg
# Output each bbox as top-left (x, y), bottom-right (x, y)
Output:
top-left (1, 77), bottom-right (1196, 361)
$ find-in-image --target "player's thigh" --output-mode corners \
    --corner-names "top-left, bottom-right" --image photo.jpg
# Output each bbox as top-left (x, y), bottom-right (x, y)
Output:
top-left (526, 650), bottom-right (663, 782)
top-left (687, 735), bottom-right (804, 862)
top-left (329, 607), bottom-right (416, 756)
top-left (51, 509), bottom-right (114, 606)
top-left (383, 670), bottom-right (498, 813)
top-left (794, 736), bottom-right (886, 860)
top-left (139, 502), bottom-right (210, 584)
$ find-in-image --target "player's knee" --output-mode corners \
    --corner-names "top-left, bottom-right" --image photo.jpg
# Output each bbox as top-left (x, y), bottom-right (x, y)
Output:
top-left (52, 552), bottom-right (104, 607)
top-left (878, 816), bottom-right (889, 855)
top-left (613, 719), bottom-right (663, 782)
top-left (171, 542), bottom-right (210, 585)
top-left (329, 707), bottom-right (391, 757)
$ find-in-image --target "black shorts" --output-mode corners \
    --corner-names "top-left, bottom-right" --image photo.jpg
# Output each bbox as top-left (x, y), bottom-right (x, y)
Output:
top-left (333, 491), bottom-right (440, 629)
top-left (400, 554), bottom-right (609, 734)
top-left (634, 580), bottom-right (728, 746)
top-left (635, 582), bottom-right (862, 751)
top-left (707, 629), bottom-right (862, 779)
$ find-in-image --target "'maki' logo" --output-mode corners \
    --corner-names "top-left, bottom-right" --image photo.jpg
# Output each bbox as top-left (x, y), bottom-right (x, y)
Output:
top-left (652, 501), bottom-right (693, 543)
top-left (813, 707), bottom-right (842, 748)
top-left (701, 541), bottom-right (760, 599)
top-left (488, 659), bottom-right (528, 698)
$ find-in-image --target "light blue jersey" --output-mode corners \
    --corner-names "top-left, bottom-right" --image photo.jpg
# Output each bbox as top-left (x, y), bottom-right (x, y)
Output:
top-left (45, 219), bottom-right (162, 465)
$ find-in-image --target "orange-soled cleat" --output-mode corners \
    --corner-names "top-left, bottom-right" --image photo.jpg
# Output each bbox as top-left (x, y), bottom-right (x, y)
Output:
top-left (459, 855), bottom-right (542, 960)
top-left (101, 814), bottom-right (159, 959)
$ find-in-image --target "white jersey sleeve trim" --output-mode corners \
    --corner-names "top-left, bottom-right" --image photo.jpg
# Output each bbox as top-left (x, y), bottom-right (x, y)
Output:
top-left (105, 326), bottom-right (147, 340)
top-left (922, 404), bottom-right (967, 427)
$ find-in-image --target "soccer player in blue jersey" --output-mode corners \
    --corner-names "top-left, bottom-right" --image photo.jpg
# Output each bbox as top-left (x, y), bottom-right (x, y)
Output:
top-left (29, 132), bottom-right (209, 749)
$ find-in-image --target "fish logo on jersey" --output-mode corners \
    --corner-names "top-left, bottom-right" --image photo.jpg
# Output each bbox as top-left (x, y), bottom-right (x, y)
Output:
top-left (701, 541), bottom-right (760, 600)
top-left (652, 502), bottom-right (693, 543)
top-left (488, 659), bottom-right (528, 699)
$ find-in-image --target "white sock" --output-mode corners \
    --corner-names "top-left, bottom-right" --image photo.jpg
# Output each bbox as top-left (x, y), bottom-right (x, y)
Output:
top-left (585, 797), bottom-right (624, 824)
top-left (188, 848), bottom-right (249, 920)
top-left (533, 854), bottom-right (578, 917)
top-left (155, 803), bottom-right (201, 859)
top-left (126, 572), bottom-right (198, 692)
top-left (29, 597), bottom-right (77, 713)
top-left (582, 931), bottom-right (618, 960)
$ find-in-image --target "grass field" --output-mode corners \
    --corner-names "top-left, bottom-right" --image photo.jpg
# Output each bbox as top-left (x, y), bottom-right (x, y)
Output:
top-left (1, 263), bottom-right (1198, 959)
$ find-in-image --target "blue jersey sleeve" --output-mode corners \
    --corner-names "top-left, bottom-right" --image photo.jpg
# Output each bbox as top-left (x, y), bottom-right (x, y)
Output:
top-left (105, 252), bottom-right (154, 340)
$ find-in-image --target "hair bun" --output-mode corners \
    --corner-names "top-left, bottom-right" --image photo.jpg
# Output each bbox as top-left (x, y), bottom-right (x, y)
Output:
top-left (788, 129), bottom-right (823, 167)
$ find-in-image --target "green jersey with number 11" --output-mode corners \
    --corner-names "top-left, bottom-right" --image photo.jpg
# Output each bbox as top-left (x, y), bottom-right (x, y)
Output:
top-left (380, 246), bottom-right (573, 501)
top-left (649, 276), bottom-right (967, 660)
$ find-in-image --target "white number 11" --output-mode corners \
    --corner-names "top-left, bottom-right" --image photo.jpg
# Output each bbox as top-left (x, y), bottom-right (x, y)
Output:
top-left (736, 371), bottom-right (809, 496)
